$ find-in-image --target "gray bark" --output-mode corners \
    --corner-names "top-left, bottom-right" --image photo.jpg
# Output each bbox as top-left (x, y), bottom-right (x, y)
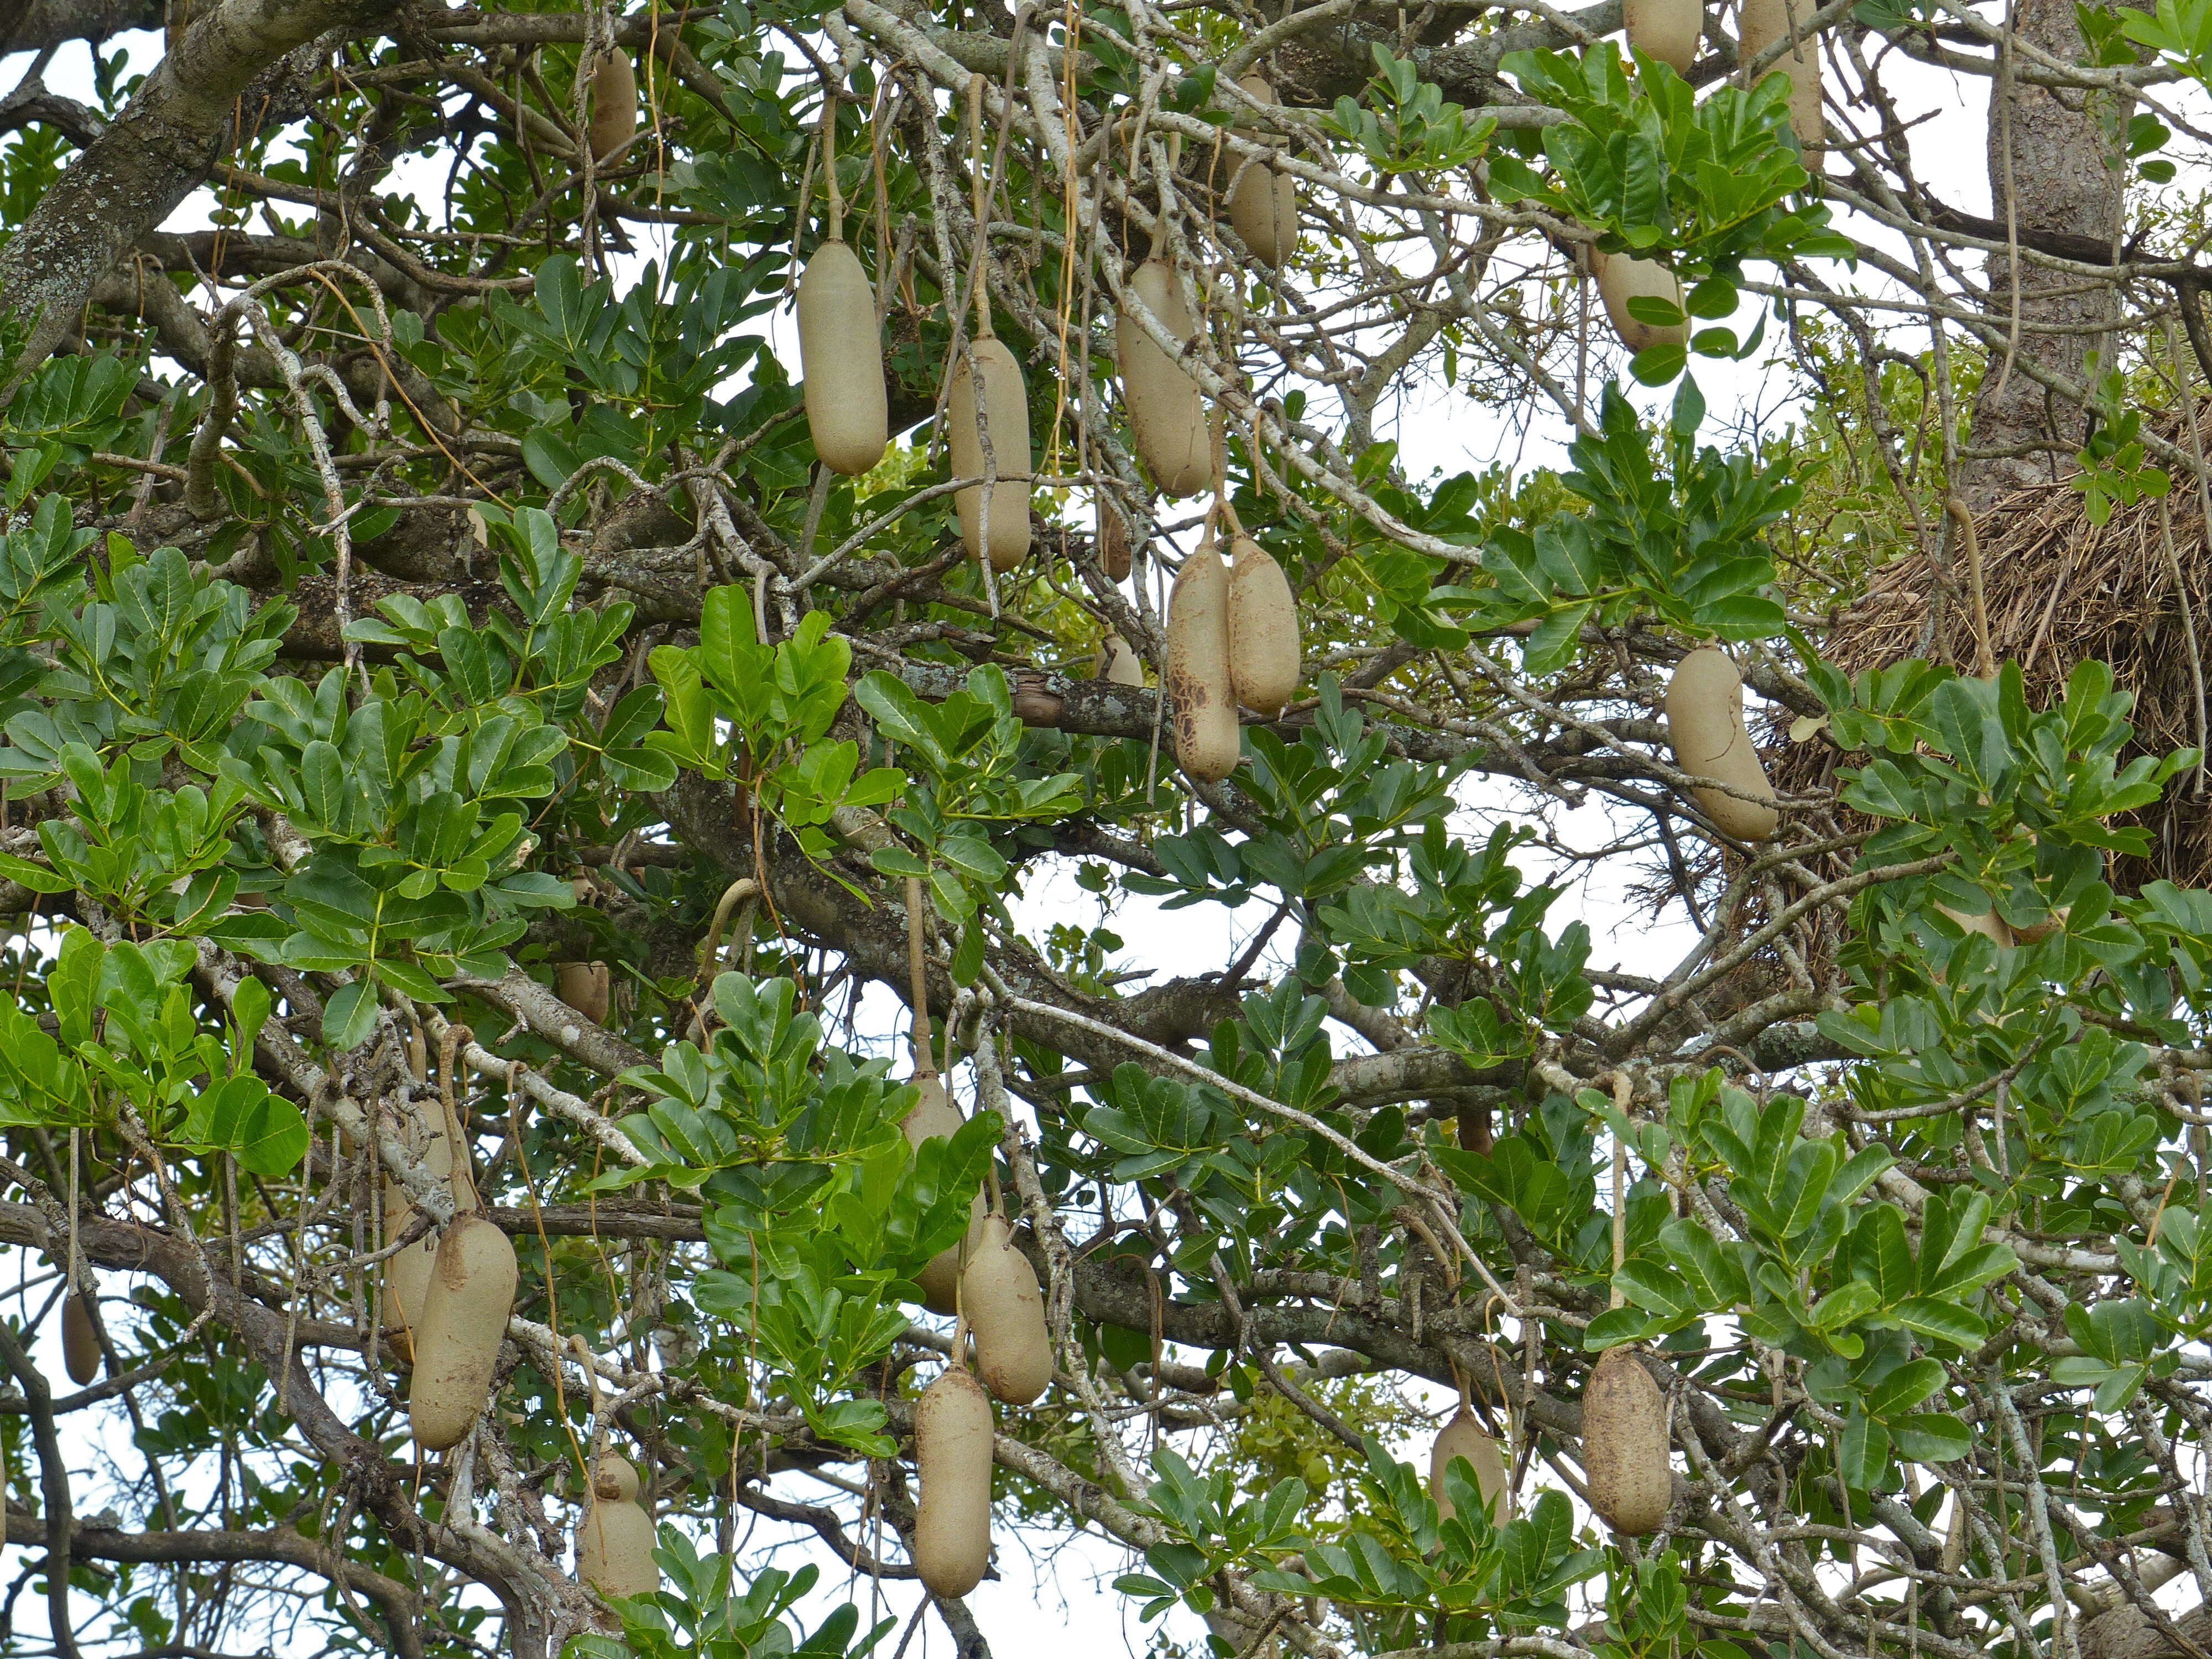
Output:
top-left (1959, 0), bottom-right (2127, 506)
top-left (0, 0), bottom-right (398, 369)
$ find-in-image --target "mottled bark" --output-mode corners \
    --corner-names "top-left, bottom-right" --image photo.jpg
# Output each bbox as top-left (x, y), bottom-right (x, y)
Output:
top-left (1959, 0), bottom-right (2128, 506)
top-left (0, 0), bottom-right (398, 369)
top-left (0, 0), bottom-right (163, 52)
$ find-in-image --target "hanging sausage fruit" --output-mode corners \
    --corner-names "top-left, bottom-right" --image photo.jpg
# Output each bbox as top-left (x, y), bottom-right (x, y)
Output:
top-left (947, 76), bottom-right (1031, 571)
top-left (1582, 1345), bottom-right (1672, 1536)
top-left (1117, 257), bottom-right (1213, 498)
top-left (1624, 0), bottom-right (1702, 74)
top-left (61, 1289), bottom-right (100, 1385)
top-left (798, 87), bottom-right (890, 477)
top-left (958, 1211), bottom-right (1052, 1405)
top-left (1738, 0), bottom-right (1824, 158)
top-left (576, 1453), bottom-right (661, 1601)
top-left (1430, 1405), bottom-right (1509, 1524)
top-left (1098, 498), bottom-right (1134, 583)
top-left (914, 1364), bottom-right (994, 1597)
top-left (1595, 252), bottom-right (1689, 353)
top-left (556, 961), bottom-right (611, 1026)
top-left (1095, 633), bottom-right (1144, 687)
top-left (1166, 534), bottom-right (1240, 781)
top-left (1224, 533), bottom-right (1298, 717)
top-left (408, 1211), bottom-right (519, 1451)
top-left (587, 47), bottom-right (639, 164)
top-left (1228, 75), bottom-right (1300, 268)
top-left (1662, 647), bottom-right (1778, 841)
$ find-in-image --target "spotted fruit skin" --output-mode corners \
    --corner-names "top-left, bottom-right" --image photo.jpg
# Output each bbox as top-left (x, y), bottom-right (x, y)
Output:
top-left (1583, 1345), bottom-right (1671, 1536)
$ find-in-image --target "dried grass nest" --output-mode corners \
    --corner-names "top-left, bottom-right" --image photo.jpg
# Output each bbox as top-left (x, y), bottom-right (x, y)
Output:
top-left (1770, 442), bottom-right (2212, 898)
top-left (1626, 442), bottom-right (2212, 1020)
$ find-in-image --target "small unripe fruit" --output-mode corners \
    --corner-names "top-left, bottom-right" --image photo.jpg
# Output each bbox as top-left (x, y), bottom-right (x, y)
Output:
top-left (1096, 634), bottom-right (1145, 687)
top-left (1167, 544), bottom-right (1239, 782)
top-left (1663, 648), bottom-right (1778, 841)
top-left (947, 338), bottom-right (1032, 571)
top-left (914, 1367), bottom-right (994, 1597)
top-left (1099, 504), bottom-right (1133, 583)
top-left (1596, 253), bottom-right (1688, 353)
top-left (576, 1453), bottom-right (660, 1601)
top-left (1582, 1345), bottom-right (1671, 1536)
top-left (408, 1214), bottom-right (519, 1452)
top-left (798, 238), bottom-right (890, 476)
top-left (960, 1213), bottom-right (1052, 1406)
top-left (61, 1292), bottom-right (99, 1386)
top-left (1225, 538), bottom-right (1298, 717)
top-left (1431, 1407), bottom-right (1509, 1524)
top-left (1117, 260), bottom-right (1212, 498)
top-left (556, 961), bottom-right (611, 1027)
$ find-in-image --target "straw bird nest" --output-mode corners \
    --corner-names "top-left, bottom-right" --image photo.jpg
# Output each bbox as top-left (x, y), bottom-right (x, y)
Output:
top-left (1632, 438), bottom-right (2212, 1023)
top-left (1772, 447), bottom-right (2212, 899)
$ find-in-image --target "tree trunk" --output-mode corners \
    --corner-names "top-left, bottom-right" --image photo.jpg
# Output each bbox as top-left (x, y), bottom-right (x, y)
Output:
top-left (1959, 0), bottom-right (2127, 507)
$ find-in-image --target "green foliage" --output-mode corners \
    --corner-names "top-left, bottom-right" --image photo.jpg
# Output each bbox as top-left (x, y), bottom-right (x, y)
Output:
top-left (1478, 380), bottom-right (1795, 670)
top-left (1489, 46), bottom-right (1852, 273)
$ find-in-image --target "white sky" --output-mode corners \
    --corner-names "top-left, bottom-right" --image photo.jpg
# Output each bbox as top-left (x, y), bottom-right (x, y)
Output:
top-left (0, 20), bottom-right (2146, 1659)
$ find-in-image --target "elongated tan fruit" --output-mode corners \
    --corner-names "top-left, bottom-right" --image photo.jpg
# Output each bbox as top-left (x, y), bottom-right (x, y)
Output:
top-left (1583, 1345), bottom-right (1671, 1536)
top-left (577, 1454), bottom-right (660, 1600)
top-left (902, 1077), bottom-right (983, 1316)
top-left (61, 1292), bottom-right (99, 1385)
top-left (1100, 504), bottom-right (1133, 583)
top-left (1117, 260), bottom-right (1212, 498)
top-left (589, 50), bottom-right (638, 164)
top-left (1738, 0), bottom-right (1823, 156)
top-left (960, 1213), bottom-right (1051, 1406)
top-left (1663, 648), bottom-right (1778, 841)
top-left (914, 1366), bottom-right (994, 1597)
top-left (556, 961), bottom-right (611, 1027)
top-left (798, 239), bottom-right (890, 476)
top-left (382, 1107), bottom-right (461, 1361)
top-left (947, 337), bottom-right (1032, 571)
top-left (1431, 1407), bottom-right (1508, 1524)
top-left (409, 1214), bottom-right (519, 1451)
top-left (1097, 634), bottom-right (1144, 687)
top-left (1941, 1498), bottom-right (1967, 1574)
top-left (1229, 76), bottom-right (1300, 268)
top-left (383, 1214), bottom-right (439, 1366)
top-left (1938, 905), bottom-right (2012, 947)
top-left (1625, 0), bottom-right (1702, 72)
top-left (1225, 538), bottom-right (1298, 717)
top-left (1167, 544), bottom-right (1240, 782)
top-left (1597, 253), bottom-right (1688, 353)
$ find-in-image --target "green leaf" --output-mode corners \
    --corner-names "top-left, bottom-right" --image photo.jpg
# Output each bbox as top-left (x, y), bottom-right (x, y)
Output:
top-left (322, 979), bottom-right (380, 1051)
